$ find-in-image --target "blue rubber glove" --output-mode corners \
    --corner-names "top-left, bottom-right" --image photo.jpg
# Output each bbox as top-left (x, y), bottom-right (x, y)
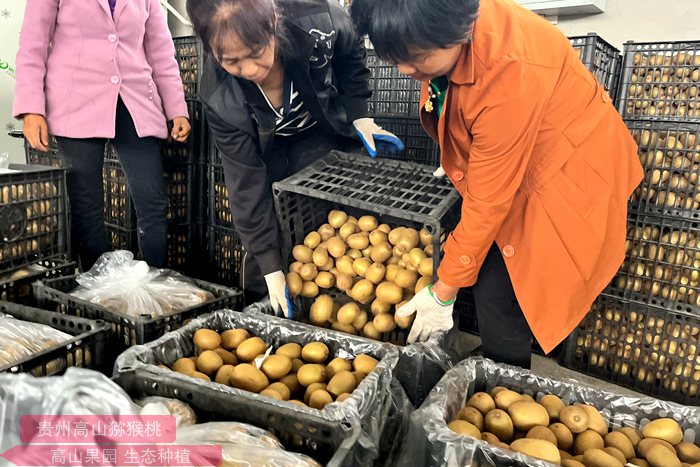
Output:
top-left (284, 287), bottom-right (296, 320)
top-left (353, 118), bottom-right (405, 158)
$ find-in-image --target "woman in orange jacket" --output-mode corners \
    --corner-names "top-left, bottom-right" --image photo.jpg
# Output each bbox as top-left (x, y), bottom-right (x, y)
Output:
top-left (351, 0), bottom-right (643, 368)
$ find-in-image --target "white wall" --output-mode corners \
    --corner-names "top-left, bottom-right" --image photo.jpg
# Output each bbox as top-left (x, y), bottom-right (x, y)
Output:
top-left (555, 0), bottom-right (700, 50)
top-left (0, 3), bottom-right (25, 163)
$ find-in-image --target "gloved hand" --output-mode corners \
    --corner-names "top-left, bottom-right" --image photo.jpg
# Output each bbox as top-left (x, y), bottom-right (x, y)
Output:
top-left (396, 284), bottom-right (454, 344)
top-left (263, 270), bottom-right (292, 318)
top-left (433, 166), bottom-right (446, 177)
top-left (353, 117), bottom-right (405, 158)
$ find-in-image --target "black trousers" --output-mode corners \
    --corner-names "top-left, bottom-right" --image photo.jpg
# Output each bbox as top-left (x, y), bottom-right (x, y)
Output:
top-left (242, 129), bottom-right (360, 305)
top-left (472, 243), bottom-right (534, 369)
top-left (56, 98), bottom-right (167, 270)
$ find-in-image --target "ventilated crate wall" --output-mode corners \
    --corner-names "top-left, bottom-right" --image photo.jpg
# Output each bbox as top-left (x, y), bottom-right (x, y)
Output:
top-left (24, 137), bottom-right (62, 168)
top-left (618, 41), bottom-right (700, 121)
top-left (173, 36), bottom-right (203, 101)
top-left (0, 165), bottom-right (69, 274)
top-left (561, 293), bottom-right (700, 405)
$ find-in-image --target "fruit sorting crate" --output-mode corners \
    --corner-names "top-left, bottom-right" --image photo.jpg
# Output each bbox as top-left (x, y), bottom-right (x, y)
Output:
top-left (0, 258), bottom-right (75, 304)
top-left (0, 164), bottom-right (69, 274)
top-left (366, 51), bottom-right (422, 118)
top-left (611, 213), bottom-right (700, 313)
top-left (166, 223), bottom-right (198, 274)
top-left (114, 308), bottom-right (400, 466)
top-left (560, 293), bottom-right (700, 406)
top-left (206, 224), bottom-right (244, 287)
top-left (208, 163), bottom-right (232, 229)
top-left (173, 36), bottom-right (203, 101)
top-left (24, 136), bottom-right (62, 168)
top-left (164, 164), bottom-right (196, 224)
top-left (617, 40), bottom-right (700, 120)
top-left (32, 275), bottom-right (243, 350)
top-left (273, 151), bottom-right (460, 343)
top-left (0, 300), bottom-right (111, 376)
top-left (626, 119), bottom-right (700, 219)
top-left (373, 117), bottom-right (440, 166)
top-left (105, 223), bottom-right (138, 254)
top-left (569, 33), bottom-right (622, 102)
top-left (404, 356), bottom-right (700, 466)
top-left (103, 159), bottom-right (136, 228)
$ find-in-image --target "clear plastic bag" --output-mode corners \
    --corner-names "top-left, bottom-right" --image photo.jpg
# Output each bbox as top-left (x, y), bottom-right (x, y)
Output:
top-left (137, 396), bottom-right (198, 427)
top-left (177, 422), bottom-right (322, 467)
top-left (69, 251), bottom-right (214, 318)
top-left (0, 313), bottom-right (72, 367)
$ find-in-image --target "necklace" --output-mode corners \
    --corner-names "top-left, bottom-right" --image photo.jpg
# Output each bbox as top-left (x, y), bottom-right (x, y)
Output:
top-left (425, 77), bottom-right (447, 113)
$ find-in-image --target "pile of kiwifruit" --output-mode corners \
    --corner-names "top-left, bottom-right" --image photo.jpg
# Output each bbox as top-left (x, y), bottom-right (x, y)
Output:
top-left (163, 328), bottom-right (380, 410)
top-left (447, 386), bottom-right (700, 467)
top-left (287, 210), bottom-right (443, 339)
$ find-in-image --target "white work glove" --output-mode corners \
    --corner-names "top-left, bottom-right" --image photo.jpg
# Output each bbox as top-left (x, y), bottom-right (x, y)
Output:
top-left (433, 166), bottom-right (446, 177)
top-left (353, 117), bottom-right (405, 158)
top-left (396, 284), bottom-right (454, 344)
top-left (264, 270), bottom-right (291, 318)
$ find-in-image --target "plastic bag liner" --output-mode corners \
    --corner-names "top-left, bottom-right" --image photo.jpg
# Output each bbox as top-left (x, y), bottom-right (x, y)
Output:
top-left (69, 250), bottom-right (214, 318)
top-left (177, 422), bottom-right (322, 467)
top-left (0, 313), bottom-right (73, 367)
top-left (113, 306), bottom-right (406, 466)
top-left (398, 356), bottom-right (700, 467)
top-left (0, 368), bottom-right (140, 452)
top-left (246, 300), bottom-right (459, 409)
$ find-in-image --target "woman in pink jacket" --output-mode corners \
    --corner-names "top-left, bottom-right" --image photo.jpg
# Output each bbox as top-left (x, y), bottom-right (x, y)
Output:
top-left (13, 0), bottom-right (191, 270)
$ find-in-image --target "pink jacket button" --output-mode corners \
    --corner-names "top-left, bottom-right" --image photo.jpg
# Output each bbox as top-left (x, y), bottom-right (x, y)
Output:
top-left (452, 170), bottom-right (464, 181)
top-left (503, 245), bottom-right (515, 257)
top-left (110, 75), bottom-right (120, 84)
top-left (108, 34), bottom-right (117, 43)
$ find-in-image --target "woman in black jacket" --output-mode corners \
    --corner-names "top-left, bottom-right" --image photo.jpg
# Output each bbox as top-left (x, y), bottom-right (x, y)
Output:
top-left (187, 0), bottom-right (402, 316)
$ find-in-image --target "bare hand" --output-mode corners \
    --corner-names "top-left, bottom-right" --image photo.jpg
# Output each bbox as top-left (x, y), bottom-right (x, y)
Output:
top-left (23, 114), bottom-right (49, 152)
top-left (170, 117), bottom-right (191, 143)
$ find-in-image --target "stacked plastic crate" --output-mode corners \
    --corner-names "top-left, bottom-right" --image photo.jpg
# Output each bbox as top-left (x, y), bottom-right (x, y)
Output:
top-left (561, 40), bottom-right (700, 405)
top-left (366, 50), bottom-right (441, 167)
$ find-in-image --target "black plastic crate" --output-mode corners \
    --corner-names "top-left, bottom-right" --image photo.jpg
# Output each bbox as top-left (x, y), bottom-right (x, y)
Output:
top-left (569, 33), bottom-right (622, 102)
top-left (626, 119), bottom-right (700, 219)
top-left (164, 164), bottom-right (196, 224)
top-left (272, 151), bottom-right (460, 344)
top-left (0, 258), bottom-right (75, 304)
top-left (104, 223), bottom-right (138, 253)
top-left (0, 164), bottom-right (69, 274)
top-left (208, 163), bottom-right (232, 228)
top-left (163, 101), bottom-right (204, 165)
top-left (24, 136), bottom-right (62, 168)
top-left (33, 274), bottom-right (243, 351)
top-left (174, 36), bottom-right (203, 101)
top-left (206, 224), bottom-right (244, 287)
top-left (618, 40), bottom-right (700, 120)
top-left (0, 301), bottom-right (111, 376)
top-left (114, 309), bottom-right (399, 466)
top-left (166, 223), bottom-right (197, 273)
top-left (373, 117), bottom-right (440, 166)
top-left (611, 212), bottom-right (700, 313)
top-left (103, 159), bottom-right (137, 228)
top-left (366, 51), bottom-right (422, 118)
top-left (560, 293), bottom-right (700, 405)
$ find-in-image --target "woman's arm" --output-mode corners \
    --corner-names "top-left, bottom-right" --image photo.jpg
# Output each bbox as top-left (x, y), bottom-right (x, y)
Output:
top-left (12, 0), bottom-right (60, 119)
top-left (143, 0), bottom-right (189, 121)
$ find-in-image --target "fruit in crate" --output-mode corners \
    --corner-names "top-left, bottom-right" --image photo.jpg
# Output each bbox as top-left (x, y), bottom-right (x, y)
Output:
top-left (163, 327), bottom-right (380, 409)
top-left (286, 210), bottom-right (446, 341)
top-left (446, 386), bottom-right (696, 466)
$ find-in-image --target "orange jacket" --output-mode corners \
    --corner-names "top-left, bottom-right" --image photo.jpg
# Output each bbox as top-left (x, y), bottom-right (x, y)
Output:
top-left (422, 0), bottom-right (644, 353)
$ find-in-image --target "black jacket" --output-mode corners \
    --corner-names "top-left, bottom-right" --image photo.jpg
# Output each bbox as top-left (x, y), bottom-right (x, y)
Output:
top-left (200, 0), bottom-right (371, 277)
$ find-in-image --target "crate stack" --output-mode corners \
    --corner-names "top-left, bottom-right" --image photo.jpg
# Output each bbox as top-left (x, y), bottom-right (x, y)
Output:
top-left (0, 164), bottom-right (73, 304)
top-left (366, 50), bottom-right (441, 167)
top-left (561, 40), bottom-right (700, 405)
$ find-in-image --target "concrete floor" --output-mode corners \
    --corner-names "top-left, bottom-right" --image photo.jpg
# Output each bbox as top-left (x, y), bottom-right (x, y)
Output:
top-left (456, 331), bottom-right (644, 398)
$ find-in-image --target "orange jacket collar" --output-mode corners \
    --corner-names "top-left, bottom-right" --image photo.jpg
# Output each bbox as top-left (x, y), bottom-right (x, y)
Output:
top-left (450, 42), bottom-right (476, 85)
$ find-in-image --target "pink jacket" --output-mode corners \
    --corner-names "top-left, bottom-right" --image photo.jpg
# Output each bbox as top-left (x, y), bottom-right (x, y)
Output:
top-left (13, 0), bottom-right (188, 139)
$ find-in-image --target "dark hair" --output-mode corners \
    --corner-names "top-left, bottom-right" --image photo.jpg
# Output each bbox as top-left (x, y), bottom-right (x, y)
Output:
top-left (350, 0), bottom-right (479, 63)
top-left (186, 0), bottom-right (289, 59)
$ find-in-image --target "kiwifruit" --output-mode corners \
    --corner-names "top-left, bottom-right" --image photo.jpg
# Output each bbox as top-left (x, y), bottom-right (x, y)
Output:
top-left (576, 404), bottom-right (608, 437)
top-left (573, 429), bottom-right (604, 455)
top-left (550, 422), bottom-right (574, 451)
top-left (619, 427), bottom-right (642, 449)
top-left (481, 432), bottom-right (500, 445)
top-left (676, 442), bottom-right (700, 464)
top-left (484, 409), bottom-right (514, 443)
top-left (447, 420), bottom-right (481, 439)
top-left (582, 448), bottom-right (624, 467)
top-left (605, 431), bottom-right (635, 460)
top-left (526, 426), bottom-right (558, 446)
top-left (466, 392), bottom-right (496, 415)
top-left (494, 389), bottom-right (523, 410)
top-left (646, 443), bottom-right (682, 467)
top-left (637, 438), bottom-right (675, 458)
top-left (456, 406), bottom-right (484, 432)
top-left (539, 394), bottom-right (566, 420)
top-left (602, 447), bottom-right (627, 465)
top-left (560, 405), bottom-right (590, 434)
